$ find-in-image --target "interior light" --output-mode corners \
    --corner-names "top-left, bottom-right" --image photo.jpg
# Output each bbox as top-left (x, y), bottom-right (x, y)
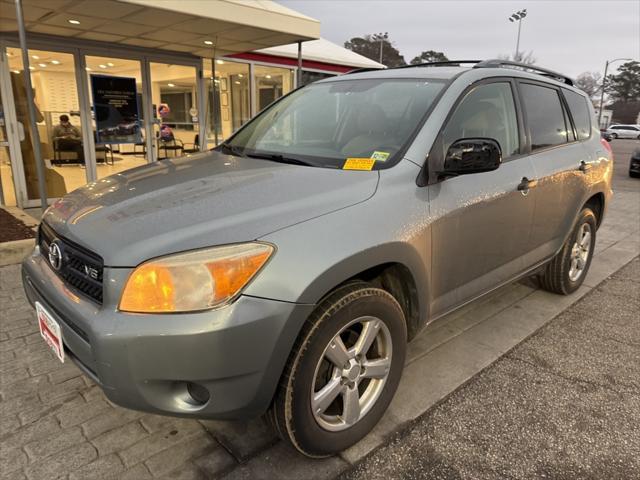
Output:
top-left (204, 40), bottom-right (214, 45)
top-left (32, 55), bottom-right (39, 60)
top-left (167, 83), bottom-right (175, 87)
top-left (106, 62), bottom-right (114, 67)
top-left (85, 67), bottom-right (92, 71)
top-left (234, 81), bottom-right (241, 85)
top-left (238, 74), bottom-right (244, 78)
top-left (38, 63), bottom-right (47, 67)
top-left (29, 66), bottom-right (35, 70)
top-left (12, 70), bottom-right (20, 74)
top-left (265, 74), bottom-right (272, 79)
top-left (51, 60), bottom-right (61, 65)
top-left (216, 60), bottom-right (224, 65)
top-left (99, 64), bottom-right (107, 69)
top-left (68, 19), bottom-right (81, 25)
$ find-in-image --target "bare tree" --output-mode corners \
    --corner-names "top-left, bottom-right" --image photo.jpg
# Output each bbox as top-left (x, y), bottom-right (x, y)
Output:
top-left (497, 51), bottom-right (537, 65)
top-left (574, 72), bottom-right (603, 100)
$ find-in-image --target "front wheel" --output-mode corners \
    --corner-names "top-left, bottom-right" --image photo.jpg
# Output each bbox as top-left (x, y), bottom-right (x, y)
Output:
top-left (269, 283), bottom-right (407, 457)
top-left (538, 208), bottom-right (597, 295)
top-left (610, 132), bottom-right (618, 139)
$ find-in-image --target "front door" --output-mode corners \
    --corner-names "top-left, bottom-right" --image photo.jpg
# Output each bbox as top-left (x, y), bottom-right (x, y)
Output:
top-left (428, 80), bottom-right (536, 315)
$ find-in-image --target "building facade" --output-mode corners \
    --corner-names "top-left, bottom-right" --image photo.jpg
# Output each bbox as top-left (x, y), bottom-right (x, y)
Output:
top-left (0, 0), bottom-right (381, 208)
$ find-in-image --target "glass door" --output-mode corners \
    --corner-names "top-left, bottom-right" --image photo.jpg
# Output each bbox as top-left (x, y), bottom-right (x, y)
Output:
top-left (0, 89), bottom-right (18, 206)
top-left (6, 47), bottom-right (89, 206)
top-left (84, 55), bottom-right (148, 180)
top-left (149, 62), bottom-right (199, 160)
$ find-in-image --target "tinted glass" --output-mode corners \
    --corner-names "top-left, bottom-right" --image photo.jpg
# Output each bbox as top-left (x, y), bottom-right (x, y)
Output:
top-left (564, 89), bottom-right (592, 140)
top-left (520, 83), bottom-right (568, 150)
top-left (442, 82), bottom-right (519, 159)
top-left (226, 78), bottom-right (445, 169)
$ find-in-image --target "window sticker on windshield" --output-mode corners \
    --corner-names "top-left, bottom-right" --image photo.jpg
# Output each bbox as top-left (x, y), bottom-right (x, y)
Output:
top-left (371, 151), bottom-right (390, 162)
top-left (343, 158), bottom-right (376, 170)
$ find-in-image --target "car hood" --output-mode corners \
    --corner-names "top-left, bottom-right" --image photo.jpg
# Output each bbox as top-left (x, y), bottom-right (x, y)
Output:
top-left (42, 151), bottom-right (378, 266)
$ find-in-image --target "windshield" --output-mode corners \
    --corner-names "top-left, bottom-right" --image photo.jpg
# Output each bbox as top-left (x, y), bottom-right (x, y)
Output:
top-left (222, 78), bottom-right (446, 169)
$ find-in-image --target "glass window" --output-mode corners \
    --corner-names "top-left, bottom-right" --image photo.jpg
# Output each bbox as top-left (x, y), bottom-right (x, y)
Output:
top-left (149, 62), bottom-right (199, 159)
top-left (520, 83), bottom-right (569, 150)
top-left (254, 65), bottom-right (294, 112)
top-left (85, 56), bottom-right (148, 179)
top-left (564, 89), bottom-right (592, 140)
top-left (224, 78), bottom-right (445, 169)
top-left (7, 48), bottom-right (88, 201)
top-left (442, 82), bottom-right (520, 160)
top-left (204, 59), bottom-right (250, 145)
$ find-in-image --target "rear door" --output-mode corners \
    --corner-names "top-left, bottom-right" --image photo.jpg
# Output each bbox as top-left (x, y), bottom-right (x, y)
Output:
top-left (428, 79), bottom-right (537, 315)
top-left (517, 81), bottom-right (591, 264)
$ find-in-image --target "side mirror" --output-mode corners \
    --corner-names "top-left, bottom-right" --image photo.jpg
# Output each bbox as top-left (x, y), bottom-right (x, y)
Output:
top-left (441, 138), bottom-right (502, 177)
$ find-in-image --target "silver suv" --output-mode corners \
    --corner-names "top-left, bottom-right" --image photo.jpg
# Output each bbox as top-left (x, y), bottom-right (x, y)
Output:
top-left (23, 60), bottom-right (613, 457)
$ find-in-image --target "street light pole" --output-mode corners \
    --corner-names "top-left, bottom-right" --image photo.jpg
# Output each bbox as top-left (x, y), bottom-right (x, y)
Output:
top-left (597, 57), bottom-right (632, 129)
top-left (378, 32), bottom-right (388, 65)
top-left (508, 9), bottom-right (527, 61)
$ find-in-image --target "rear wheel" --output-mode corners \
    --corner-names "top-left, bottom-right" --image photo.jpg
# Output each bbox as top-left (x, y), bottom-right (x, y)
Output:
top-left (538, 208), bottom-right (596, 295)
top-left (269, 283), bottom-right (406, 457)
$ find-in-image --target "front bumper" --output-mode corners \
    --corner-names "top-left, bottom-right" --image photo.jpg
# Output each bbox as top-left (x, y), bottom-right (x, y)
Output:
top-left (629, 159), bottom-right (640, 174)
top-left (22, 248), bottom-right (314, 419)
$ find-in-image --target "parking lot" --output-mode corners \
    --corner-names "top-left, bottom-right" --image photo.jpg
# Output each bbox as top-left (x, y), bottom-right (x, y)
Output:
top-left (1, 139), bottom-right (638, 480)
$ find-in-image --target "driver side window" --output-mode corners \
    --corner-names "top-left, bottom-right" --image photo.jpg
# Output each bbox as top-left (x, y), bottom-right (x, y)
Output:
top-left (442, 82), bottom-right (520, 160)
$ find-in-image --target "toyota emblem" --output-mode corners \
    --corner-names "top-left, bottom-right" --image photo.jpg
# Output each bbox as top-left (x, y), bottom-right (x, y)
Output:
top-left (48, 240), bottom-right (63, 271)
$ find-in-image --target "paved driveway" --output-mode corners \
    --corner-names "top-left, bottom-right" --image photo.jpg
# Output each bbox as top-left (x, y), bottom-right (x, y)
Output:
top-left (1, 140), bottom-right (638, 479)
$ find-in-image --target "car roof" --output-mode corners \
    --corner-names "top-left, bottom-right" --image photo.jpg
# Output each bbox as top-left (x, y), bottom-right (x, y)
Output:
top-left (318, 59), bottom-right (582, 95)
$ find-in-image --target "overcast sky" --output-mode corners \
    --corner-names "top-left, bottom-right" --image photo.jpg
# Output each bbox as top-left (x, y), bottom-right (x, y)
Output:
top-left (280, 0), bottom-right (640, 78)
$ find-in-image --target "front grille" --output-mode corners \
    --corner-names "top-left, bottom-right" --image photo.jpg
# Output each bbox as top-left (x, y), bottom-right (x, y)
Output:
top-left (39, 222), bottom-right (104, 304)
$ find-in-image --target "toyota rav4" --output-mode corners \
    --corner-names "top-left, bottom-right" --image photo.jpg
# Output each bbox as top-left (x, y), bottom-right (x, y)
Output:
top-left (22, 60), bottom-right (613, 457)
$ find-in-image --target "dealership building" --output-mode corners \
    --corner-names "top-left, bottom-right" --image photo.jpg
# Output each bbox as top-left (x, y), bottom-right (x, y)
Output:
top-left (0, 0), bottom-right (382, 208)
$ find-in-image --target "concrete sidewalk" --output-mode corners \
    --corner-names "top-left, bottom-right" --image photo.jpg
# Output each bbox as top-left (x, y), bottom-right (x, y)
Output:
top-left (1, 141), bottom-right (638, 479)
top-left (340, 257), bottom-right (640, 480)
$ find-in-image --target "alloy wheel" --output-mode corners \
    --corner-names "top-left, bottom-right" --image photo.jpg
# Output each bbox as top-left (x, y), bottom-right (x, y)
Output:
top-left (568, 222), bottom-right (592, 282)
top-left (311, 316), bottom-right (392, 432)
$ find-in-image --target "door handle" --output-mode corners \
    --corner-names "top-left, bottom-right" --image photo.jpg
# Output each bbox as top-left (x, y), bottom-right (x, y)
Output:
top-left (578, 161), bottom-right (592, 172)
top-left (517, 177), bottom-right (538, 192)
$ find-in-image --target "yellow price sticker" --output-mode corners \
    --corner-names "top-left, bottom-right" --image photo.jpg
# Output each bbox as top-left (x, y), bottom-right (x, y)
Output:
top-left (343, 158), bottom-right (376, 171)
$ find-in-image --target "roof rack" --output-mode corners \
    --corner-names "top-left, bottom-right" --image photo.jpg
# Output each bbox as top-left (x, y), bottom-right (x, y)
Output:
top-left (345, 59), bottom-right (574, 86)
top-left (474, 59), bottom-right (574, 86)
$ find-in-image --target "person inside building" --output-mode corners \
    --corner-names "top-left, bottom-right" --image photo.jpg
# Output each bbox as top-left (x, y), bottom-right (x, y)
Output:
top-left (53, 114), bottom-right (84, 164)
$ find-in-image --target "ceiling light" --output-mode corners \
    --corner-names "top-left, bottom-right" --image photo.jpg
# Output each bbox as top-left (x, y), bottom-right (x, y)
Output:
top-left (51, 60), bottom-right (60, 65)
top-left (265, 75), bottom-right (271, 79)
top-left (85, 67), bottom-right (92, 71)
top-left (99, 64), bottom-right (107, 69)
top-left (32, 55), bottom-right (39, 60)
top-left (234, 81), bottom-right (240, 85)
top-left (12, 70), bottom-right (20, 74)
top-left (68, 19), bottom-right (81, 25)
top-left (29, 66), bottom-right (35, 70)
top-left (204, 40), bottom-right (214, 45)
top-left (106, 62), bottom-right (114, 67)
top-left (238, 74), bottom-right (244, 78)
top-left (216, 60), bottom-right (224, 65)
top-left (38, 63), bottom-right (47, 67)
top-left (167, 83), bottom-right (175, 87)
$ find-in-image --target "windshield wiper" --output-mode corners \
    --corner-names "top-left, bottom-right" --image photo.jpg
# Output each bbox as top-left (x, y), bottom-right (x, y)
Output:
top-left (245, 152), bottom-right (314, 167)
top-left (217, 142), bottom-right (245, 157)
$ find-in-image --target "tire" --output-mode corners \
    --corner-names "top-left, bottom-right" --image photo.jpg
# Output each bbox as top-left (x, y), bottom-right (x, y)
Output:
top-left (611, 133), bottom-right (618, 139)
top-left (268, 282), bottom-right (407, 457)
top-left (538, 208), bottom-right (597, 295)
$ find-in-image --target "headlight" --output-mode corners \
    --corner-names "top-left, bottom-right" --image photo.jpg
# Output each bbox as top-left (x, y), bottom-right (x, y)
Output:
top-left (119, 243), bottom-right (273, 313)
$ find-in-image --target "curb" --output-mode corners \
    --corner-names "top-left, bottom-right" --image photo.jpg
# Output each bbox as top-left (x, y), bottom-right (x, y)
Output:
top-left (0, 238), bottom-right (35, 267)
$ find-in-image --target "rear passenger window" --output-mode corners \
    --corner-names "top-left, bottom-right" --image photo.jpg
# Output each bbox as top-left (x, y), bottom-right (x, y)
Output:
top-left (441, 82), bottom-right (520, 160)
top-left (520, 83), bottom-right (569, 150)
top-left (564, 90), bottom-right (592, 140)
